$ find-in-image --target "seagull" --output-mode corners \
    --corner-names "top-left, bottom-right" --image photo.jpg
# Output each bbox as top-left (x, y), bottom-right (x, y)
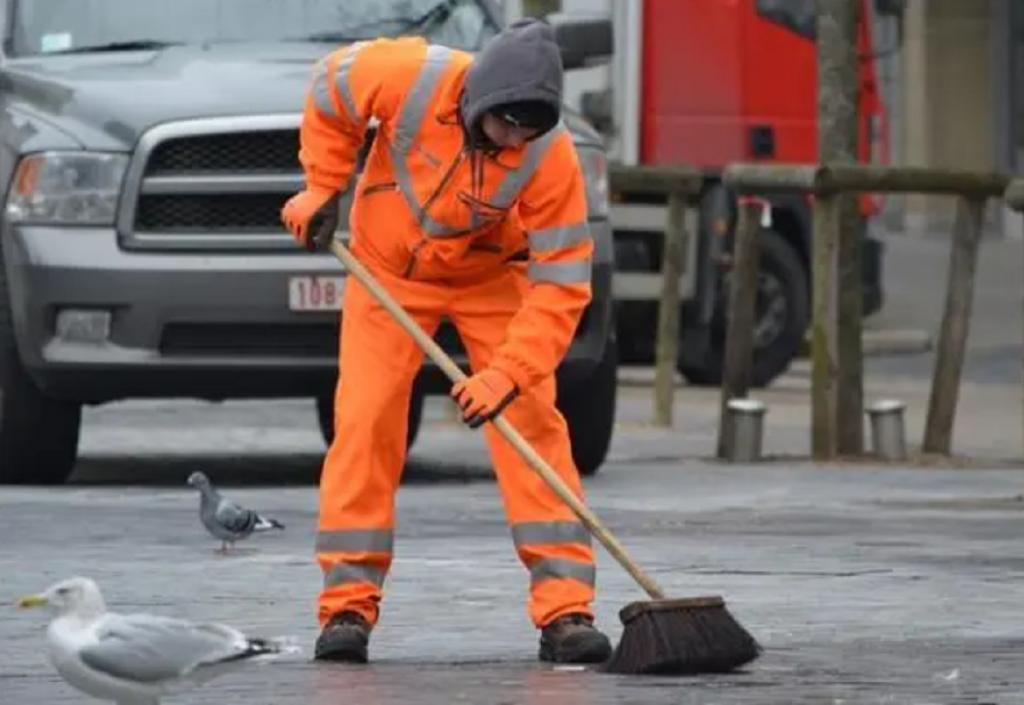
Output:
top-left (186, 471), bottom-right (285, 553)
top-left (17, 576), bottom-right (285, 705)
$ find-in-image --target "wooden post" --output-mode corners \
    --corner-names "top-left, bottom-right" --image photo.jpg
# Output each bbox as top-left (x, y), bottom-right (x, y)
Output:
top-left (836, 202), bottom-right (864, 454)
top-left (653, 190), bottom-right (687, 426)
top-left (922, 197), bottom-right (985, 455)
top-left (817, 0), bottom-right (863, 456)
top-left (811, 194), bottom-right (841, 459)
top-left (717, 199), bottom-right (762, 458)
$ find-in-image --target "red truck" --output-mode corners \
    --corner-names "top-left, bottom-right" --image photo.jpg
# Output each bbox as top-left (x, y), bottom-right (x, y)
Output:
top-left (554, 0), bottom-right (893, 385)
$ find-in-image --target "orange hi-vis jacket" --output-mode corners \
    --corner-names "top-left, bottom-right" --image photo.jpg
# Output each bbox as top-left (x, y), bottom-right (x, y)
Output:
top-left (300, 35), bottom-right (593, 393)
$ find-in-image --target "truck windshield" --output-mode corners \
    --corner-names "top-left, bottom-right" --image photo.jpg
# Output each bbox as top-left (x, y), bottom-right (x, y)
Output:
top-left (7, 0), bottom-right (498, 57)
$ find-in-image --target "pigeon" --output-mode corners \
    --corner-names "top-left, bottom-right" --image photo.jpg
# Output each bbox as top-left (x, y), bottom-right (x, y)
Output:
top-left (17, 576), bottom-right (287, 704)
top-left (186, 471), bottom-right (285, 552)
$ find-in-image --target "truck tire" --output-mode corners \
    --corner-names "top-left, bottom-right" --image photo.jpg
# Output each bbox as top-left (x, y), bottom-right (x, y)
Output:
top-left (679, 229), bottom-right (809, 388)
top-left (316, 384), bottom-right (425, 451)
top-left (0, 270), bottom-right (81, 485)
top-left (557, 336), bottom-right (617, 477)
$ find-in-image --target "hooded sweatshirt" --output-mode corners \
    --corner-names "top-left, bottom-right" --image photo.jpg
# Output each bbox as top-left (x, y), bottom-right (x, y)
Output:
top-left (296, 21), bottom-right (591, 392)
top-left (459, 18), bottom-right (564, 140)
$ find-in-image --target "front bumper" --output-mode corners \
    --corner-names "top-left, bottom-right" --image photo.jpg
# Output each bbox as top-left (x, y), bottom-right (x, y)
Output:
top-left (4, 220), bottom-right (613, 403)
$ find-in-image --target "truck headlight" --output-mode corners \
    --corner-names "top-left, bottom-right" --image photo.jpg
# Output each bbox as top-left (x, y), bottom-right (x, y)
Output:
top-left (578, 146), bottom-right (610, 218)
top-left (5, 152), bottom-right (128, 226)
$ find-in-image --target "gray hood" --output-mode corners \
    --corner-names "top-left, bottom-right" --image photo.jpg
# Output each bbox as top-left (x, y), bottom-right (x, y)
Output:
top-left (459, 18), bottom-right (563, 136)
top-left (0, 42), bottom-right (325, 151)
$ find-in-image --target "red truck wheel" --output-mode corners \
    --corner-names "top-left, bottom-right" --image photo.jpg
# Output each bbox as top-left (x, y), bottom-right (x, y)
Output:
top-left (680, 229), bottom-right (809, 388)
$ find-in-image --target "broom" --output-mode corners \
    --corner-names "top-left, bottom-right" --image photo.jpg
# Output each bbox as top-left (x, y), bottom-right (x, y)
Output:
top-left (322, 235), bottom-right (761, 675)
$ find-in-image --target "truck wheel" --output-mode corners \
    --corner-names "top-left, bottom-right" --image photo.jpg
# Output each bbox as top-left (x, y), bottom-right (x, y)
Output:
top-left (0, 273), bottom-right (81, 484)
top-left (679, 229), bottom-right (809, 388)
top-left (557, 336), bottom-right (617, 477)
top-left (316, 384), bottom-right (425, 450)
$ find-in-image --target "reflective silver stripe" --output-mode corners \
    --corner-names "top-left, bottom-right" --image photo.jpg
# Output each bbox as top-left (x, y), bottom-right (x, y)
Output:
top-left (387, 49), bottom-right (568, 238)
top-left (416, 128), bottom-right (561, 237)
top-left (530, 558), bottom-right (596, 586)
top-left (528, 222), bottom-right (590, 253)
top-left (511, 521), bottom-right (591, 548)
top-left (393, 44), bottom-right (451, 152)
top-left (323, 562), bottom-right (386, 588)
top-left (312, 60), bottom-right (335, 118)
top-left (390, 45), bottom-right (458, 234)
top-left (527, 259), bottom-right (592, 285)
top-left (316, 529), bottom-right (394, 554)
top-left (489, 124), bottom-right (564, 209)
top-left (420, 211), bottom-right (473, 237)
top-left (333, 41), bottom-right (368, 125)
top-left (386, 46), bottom-right (562, 239)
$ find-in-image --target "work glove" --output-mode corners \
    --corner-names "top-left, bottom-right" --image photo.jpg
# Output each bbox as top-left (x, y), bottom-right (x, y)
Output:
top-left (281, 187), bottom-right (340, 252)
top-left (450, 368), bottom-right (519, 429)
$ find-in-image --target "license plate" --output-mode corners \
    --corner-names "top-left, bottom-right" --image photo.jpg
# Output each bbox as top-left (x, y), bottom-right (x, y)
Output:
top-left (288, 275), bottom-right (346, 312)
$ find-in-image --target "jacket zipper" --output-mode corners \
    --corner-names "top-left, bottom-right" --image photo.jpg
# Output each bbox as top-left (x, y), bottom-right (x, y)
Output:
top-left (418, 147), bottom-right (466, 222)
top-left (403, 238), bottom-right (428, 279)
top-left (404, 147), bottom-right (467, 279)
top-left (362, 181), bottom-right (397, 196)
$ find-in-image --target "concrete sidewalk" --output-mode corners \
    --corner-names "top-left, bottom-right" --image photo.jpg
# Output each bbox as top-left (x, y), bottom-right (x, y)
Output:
top-left (614, 361), bottom-right (1024, 468)
top-left (5, 450), bottom-right (1024, 704)
top-left (9, 264), bottom-right (1024, 704)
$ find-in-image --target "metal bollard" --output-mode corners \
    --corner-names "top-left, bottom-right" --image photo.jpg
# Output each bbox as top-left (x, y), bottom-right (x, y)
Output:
top-left (866, 399), bottom-right (907, 461)
top-left (722, 398), bottom-right (767, 462)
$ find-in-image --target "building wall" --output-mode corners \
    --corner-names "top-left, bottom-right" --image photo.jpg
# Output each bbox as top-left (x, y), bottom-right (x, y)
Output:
top-left (1002, 0), bottom-right (1023, 239)
top-left (1012, 0), bottom-right (1024, 173)
top-left (901, 0), bottom-right (1011, 237)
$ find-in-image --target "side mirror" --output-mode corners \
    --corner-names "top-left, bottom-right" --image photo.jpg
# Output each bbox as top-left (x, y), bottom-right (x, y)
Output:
top-left (873, 0), bottom-right (905, 53)
top-left (874, 0), bottom-right (905, 17)
top-left (548, 14), bottom-right (613, 71)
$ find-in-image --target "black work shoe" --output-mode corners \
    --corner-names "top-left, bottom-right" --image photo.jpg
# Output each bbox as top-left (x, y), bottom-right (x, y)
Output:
top-left (314, 611), bottom-right (371, 663)
top-left (538, 613), bottom-right (612, 664)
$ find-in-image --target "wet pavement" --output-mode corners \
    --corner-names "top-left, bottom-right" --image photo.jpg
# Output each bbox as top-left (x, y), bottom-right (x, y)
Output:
top-left (4, 233), bottom-right (1024, 703)
top-left (5, 404), bottom-right (1024, 703)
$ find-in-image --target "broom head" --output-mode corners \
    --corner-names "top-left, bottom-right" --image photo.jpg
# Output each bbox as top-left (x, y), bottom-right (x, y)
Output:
top-left (602, 596), bottom-right (761, 675)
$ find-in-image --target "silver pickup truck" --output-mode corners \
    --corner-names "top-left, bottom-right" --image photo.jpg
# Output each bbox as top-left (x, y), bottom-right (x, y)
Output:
top-left (0, 0), bottom-right (617, 484)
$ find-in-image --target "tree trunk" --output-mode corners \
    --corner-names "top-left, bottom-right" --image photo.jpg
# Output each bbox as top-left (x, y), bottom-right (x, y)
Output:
top-left (816, 0), bottom-right (863, 457)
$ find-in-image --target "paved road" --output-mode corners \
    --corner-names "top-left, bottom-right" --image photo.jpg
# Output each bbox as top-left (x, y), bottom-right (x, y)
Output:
top-left (3, 233), bottom-right (1023, 703)
top-left (6, 400), bottom-right (1024, 703)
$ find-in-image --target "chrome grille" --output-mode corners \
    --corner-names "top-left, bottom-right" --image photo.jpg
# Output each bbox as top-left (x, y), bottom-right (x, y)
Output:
top-left (135, 193), bottom-right (291, 231)
top-left (146, 130), bottom-right (300, 174)
top-left (119, 115), bottom-right (307, 251)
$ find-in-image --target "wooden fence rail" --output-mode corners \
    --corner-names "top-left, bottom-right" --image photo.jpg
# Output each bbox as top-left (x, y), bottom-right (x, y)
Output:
top-left (724, 162), bottom-right (1013, 460)
top-left (608, 164), bottom-right (703, 426)
top-left (725, 164), bottom-right (1009, 197)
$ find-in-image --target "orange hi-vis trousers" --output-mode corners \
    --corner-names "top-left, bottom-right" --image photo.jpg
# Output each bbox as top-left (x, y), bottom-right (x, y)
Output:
top-left (315, 248), bottom-right (596, 629)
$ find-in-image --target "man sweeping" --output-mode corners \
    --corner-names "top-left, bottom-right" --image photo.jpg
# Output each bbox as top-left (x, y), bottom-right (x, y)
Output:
top-left (281, 19), bottom-right (611, 664)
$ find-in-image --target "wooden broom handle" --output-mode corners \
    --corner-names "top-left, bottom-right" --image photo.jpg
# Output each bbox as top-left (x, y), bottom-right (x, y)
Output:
top-left (329, 238), bottom-right (667, 600)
